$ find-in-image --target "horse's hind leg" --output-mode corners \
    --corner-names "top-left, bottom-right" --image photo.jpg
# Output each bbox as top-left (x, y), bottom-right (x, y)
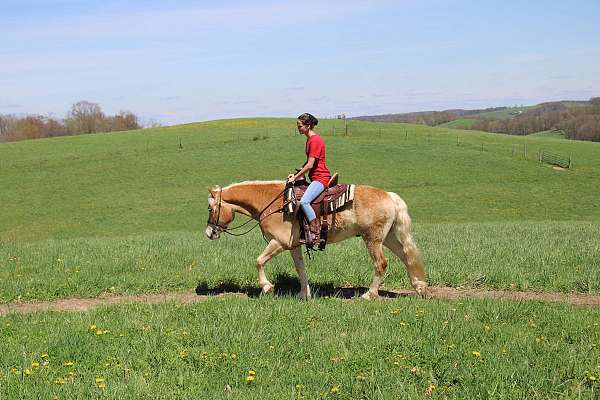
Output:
top-left (290, 247), bottom-right (311, 300)
top-left (256, 239), bottom-right (284, 294)
top-left (384, 231), bottom-right (428, 296)
top-left (362, 240), bottom-right (388, 300)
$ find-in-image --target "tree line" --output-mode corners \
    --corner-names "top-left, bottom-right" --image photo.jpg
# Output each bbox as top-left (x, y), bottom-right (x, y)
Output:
top-left (471, 98), bottom-right (600, 141)
top-left (0, 101), bottom-right (142, 142)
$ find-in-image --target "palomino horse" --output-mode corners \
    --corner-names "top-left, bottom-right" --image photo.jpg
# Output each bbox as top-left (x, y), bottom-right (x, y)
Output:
top-left (205, 181), bottom-right (428, 300)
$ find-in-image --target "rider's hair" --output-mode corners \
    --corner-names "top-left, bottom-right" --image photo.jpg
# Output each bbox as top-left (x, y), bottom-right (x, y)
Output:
top-left (298, 113), bottom-right (318, 128)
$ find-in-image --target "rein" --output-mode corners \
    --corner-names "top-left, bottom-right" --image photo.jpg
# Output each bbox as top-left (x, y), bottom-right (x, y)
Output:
top-left (208, 186), bottom-right (290, 238)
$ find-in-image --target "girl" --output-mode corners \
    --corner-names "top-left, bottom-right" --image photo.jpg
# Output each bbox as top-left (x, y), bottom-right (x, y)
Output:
top-left (287, 112), bottom-right (331, 246)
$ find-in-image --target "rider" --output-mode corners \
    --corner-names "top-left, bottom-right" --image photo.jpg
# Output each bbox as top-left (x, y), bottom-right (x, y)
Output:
top-left (287, 113), bottom-right (331, 246)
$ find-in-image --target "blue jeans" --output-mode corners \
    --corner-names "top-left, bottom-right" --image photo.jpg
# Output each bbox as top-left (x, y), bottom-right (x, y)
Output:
top-left (300, 181), bottom-right (325, 222)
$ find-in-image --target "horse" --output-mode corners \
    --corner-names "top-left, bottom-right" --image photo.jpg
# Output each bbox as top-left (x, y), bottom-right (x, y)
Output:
top-left (205, 180), bottom-right (428, 300)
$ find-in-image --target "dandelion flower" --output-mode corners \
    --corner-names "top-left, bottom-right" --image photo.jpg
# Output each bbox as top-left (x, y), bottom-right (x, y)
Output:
top-left (95, 377), bottom-right (107, 389)
top-left (245, 375), bottom-right (255, 384)
top-left (471, 351), bottom-right (481, 357)
top-left (54, 378), bottom-right (65, 385)
top-left (590, 376), bottom-right (597, 381)
top-left (64, 361), bottom-right (74, 367)
top-left (178, 351), bottom-right (188, 359)
top-left (330, 385), bottom-right (340, 394)
top-left (24, 368), bottom-right (31, 376)
top-left (31, 362), bottom-right (40, 369)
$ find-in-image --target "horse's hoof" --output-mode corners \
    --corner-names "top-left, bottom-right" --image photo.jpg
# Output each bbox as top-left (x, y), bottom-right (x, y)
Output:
top-left (414, 283), bottom-right (429, 299)
top-left (296, 287), bottom-right (311, 301)
top-left (361, 290), bottom-right (379, 300)
top-left (261, 283), bottom-right (274, 295)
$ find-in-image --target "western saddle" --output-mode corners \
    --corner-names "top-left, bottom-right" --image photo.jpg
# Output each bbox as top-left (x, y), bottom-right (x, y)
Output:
top-left (284, 173), bottom-right (355, 250)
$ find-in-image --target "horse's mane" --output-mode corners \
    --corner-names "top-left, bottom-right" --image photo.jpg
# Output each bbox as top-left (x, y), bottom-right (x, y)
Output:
top-left (221, 180), bottom-right (285, 191)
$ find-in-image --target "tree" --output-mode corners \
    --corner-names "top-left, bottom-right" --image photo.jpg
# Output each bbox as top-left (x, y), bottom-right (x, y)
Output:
top-left (66, 101), bottom-right (106, 134)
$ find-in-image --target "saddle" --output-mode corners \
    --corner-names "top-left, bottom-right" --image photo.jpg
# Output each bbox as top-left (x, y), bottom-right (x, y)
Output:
top-left (284, 173), bottom-right (355, 250)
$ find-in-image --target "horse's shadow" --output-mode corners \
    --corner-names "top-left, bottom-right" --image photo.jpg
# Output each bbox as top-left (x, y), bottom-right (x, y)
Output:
top-left (195, 273), bottom-right (410, 299)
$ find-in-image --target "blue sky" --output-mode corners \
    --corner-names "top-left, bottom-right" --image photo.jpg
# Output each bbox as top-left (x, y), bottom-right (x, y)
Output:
top-left (1, 0), bottom-right (599, 125)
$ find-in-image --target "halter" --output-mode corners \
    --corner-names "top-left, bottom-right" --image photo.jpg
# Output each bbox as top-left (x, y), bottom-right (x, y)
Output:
top-left (207, 186), bottom-right (291, 238)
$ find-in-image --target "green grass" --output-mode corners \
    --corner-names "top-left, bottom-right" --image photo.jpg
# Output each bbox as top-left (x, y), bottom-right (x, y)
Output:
top-left (2, 118), bottom-right (600, 398)
top-left (436, 118), bottom-right (479, 128)
top-left (1, 118), bottom-right (599, 242)
top-left (530, 130), bottom-right (566, 139)
top-left (1, 298), bottom-right (599, 399)
top-left (1, 221), bottom-right (599, 303)
top-left (468, 106), bottom-right (535, 119)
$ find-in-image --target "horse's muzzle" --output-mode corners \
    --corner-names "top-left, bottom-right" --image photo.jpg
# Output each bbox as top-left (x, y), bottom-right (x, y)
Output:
top-left (205, 225), bottom-right (221, 240)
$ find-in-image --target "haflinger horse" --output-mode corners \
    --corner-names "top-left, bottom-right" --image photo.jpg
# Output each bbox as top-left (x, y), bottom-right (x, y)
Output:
top-left (205, 180), bottom-right (428, 300)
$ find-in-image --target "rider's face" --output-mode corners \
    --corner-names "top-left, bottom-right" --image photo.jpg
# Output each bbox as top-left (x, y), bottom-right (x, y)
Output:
top-left (296, 120), bottom-right (310, 135)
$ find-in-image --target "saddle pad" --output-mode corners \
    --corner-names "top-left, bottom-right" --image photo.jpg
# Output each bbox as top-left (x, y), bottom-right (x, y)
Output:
top-left (284, 184), bottom-right (355, 214)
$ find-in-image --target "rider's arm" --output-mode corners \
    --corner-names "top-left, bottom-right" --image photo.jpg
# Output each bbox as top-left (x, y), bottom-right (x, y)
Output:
top-left (290, 157), bottom-right (316, 181)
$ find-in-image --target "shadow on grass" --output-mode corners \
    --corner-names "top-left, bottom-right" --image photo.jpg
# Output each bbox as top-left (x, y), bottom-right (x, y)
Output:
top-left (196, 272), bottom-right (409, 299)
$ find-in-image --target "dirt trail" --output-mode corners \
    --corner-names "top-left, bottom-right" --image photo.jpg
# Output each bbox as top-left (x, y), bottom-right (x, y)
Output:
top-left (1, 287), bottom-right (599, 316)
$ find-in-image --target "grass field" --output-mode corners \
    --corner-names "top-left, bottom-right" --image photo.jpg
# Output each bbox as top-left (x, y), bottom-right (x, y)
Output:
top-left (1, 118), bottom-right (600, 398)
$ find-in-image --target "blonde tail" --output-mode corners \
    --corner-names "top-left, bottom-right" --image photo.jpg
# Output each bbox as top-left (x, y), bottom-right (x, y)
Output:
top-left (387, 192), bottom-right (428, 294)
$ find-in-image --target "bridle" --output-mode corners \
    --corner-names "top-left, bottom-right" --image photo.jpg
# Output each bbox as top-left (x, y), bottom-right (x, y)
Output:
top-left (207, 186), bottom-right (290, 238)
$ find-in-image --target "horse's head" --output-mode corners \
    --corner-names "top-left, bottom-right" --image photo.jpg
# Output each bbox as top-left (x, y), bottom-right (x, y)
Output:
top-left (205, 186), bottom-right (235, 240)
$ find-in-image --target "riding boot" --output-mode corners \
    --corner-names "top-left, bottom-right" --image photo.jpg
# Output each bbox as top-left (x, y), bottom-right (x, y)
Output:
top-left (308, 218), bottom-right (321, 246)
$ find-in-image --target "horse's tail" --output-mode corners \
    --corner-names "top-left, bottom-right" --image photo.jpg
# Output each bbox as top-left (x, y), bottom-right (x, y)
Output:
top-left (386, 192), bottom-right (427, 290)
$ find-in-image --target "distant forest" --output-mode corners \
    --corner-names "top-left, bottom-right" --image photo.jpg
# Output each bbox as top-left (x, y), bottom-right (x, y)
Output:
top-left (471, 99), bottom-right (600, 141)
top-left (0, 101), bottom-right (142, 142)
top-left (354, 98), bottom-right (600, 142)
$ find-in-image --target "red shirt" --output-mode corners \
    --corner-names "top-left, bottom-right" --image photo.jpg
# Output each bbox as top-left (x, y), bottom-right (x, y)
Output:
top-left (305, 134), bottom-right (331, 186)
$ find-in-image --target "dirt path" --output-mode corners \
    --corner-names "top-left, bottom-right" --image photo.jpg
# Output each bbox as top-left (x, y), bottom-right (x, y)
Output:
top-left (1, 286), bottom-right (599, 316)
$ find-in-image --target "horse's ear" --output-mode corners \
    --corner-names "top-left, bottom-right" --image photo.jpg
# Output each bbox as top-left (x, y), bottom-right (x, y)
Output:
top-left (208, 185), bottom-right (220, 196)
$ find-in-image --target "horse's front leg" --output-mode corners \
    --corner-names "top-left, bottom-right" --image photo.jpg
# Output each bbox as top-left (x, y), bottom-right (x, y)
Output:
top-left (256, 239), bottom-right (285, 295)
top-left (290, 247), bottom-right (311, 300)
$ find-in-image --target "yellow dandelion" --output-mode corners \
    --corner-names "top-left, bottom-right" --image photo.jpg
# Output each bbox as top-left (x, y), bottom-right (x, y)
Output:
top-left (31, 362), bottom-right (40, 369)
top-left (89, 325), bottom-right (97, 331)
top-left (245, 375), bottom-right (255, 384)
top-left (231, 353), bottom-right (237, 360)
top-left (248, 369), bottom-right (256, 376)
top-left (471, 351), bottom-right (481, 357)
top-left (95, 376), bottom-right (107, 389)
top-left (590, 376), bottom-right (597, 381)
top-left (95, 329), bottom-right (104, 335)
top-left (41, 353), bottom-right (49, 358)
top-left (11, 368), bottom-right (20, 375)
top-left (393, 361), bottom-right (400, 366)
top-left (24, 368), bottom-right (31, 376)
top-left (64, 361), bottom-right (74, 367)
top-left (54, 378), bottom-right (65, 385)
top-left (178, 351), bottom-right (188, 359)
top-left (330, 385), bottom-right (340, 394)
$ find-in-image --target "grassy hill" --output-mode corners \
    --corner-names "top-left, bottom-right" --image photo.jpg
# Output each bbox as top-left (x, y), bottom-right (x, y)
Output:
top-left (1, 118), bottom-right (600, 398)
top-left (1, 117), bottom-right (599, 299)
